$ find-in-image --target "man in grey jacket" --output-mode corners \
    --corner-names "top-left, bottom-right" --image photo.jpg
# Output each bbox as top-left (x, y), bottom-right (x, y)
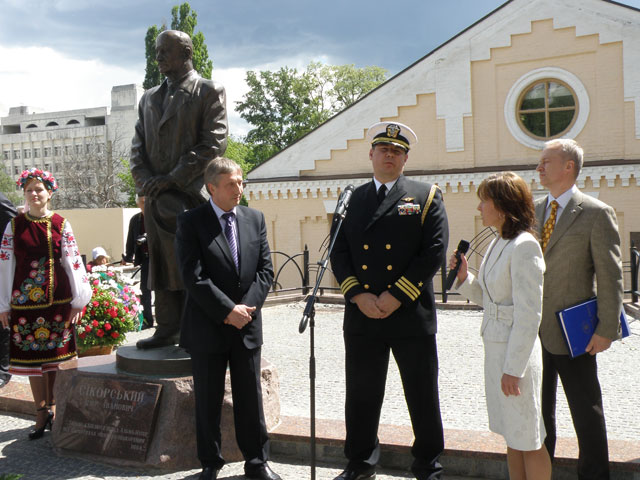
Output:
top-left (130, 30), bottom-right (228, 349)
top-left (535, 138), bottom-right (623, 480)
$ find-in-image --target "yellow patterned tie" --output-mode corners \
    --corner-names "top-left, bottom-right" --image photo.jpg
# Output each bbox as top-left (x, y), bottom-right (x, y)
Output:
top-left (541, 200), bottom-right (559, 253)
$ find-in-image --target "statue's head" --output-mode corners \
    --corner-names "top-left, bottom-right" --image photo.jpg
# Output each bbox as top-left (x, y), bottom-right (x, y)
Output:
top-left (156, 30), bottom-right (194, 79)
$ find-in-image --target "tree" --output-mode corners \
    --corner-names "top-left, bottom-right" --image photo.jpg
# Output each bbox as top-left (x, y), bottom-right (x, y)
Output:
top-left (236, 62), bottom-right (388, 165)
top-left (143, 2), bottom-right (213, 89)
top-left (53, 133), bottom-right (133, 209)
top-left (0, 169), bottom-right (22, 207)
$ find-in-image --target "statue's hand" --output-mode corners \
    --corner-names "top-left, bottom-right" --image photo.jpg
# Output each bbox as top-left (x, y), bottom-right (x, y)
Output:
top-left (143, 176), bottom-right (177, 198)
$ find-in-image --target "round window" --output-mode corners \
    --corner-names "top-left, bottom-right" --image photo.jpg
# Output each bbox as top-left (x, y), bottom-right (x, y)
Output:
top-left (504, 67), bottom-right (589, 150)
top-left (517, 80), bottom-right (577, 139)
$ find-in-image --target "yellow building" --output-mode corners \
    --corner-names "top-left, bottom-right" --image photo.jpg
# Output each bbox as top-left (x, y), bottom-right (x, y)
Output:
top-left (246, 0), bottom-right (640, 291)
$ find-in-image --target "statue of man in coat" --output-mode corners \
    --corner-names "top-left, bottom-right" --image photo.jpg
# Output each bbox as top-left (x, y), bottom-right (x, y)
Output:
top-left (130, 29), bottom-right (228, 349)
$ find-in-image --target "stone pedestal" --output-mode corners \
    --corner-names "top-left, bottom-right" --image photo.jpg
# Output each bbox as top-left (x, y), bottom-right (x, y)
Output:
top-left (51, 352), bottom-right (280, 470)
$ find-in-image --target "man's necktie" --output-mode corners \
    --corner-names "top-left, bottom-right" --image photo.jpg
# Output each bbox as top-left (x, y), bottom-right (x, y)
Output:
top-left (222, 212), bottom-right (239, 269)
top-left (377, 184), bottom-right (387, 205)
top-left (540, 200), bottom-right (559, 253)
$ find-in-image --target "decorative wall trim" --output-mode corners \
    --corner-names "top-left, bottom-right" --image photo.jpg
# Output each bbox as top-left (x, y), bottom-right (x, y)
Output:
top-left (245, 164), bottom-right (640, 201)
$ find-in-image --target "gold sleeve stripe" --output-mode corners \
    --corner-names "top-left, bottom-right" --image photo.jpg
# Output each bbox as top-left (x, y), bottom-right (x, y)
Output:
top-left (396, 276), bottom-right (420, 301)
top-left (340, 276), bottom-right (360, 295)
top-left (421, 184), bottom-right (440, 226)
top-left (396, 281), bottom-right (419, 301)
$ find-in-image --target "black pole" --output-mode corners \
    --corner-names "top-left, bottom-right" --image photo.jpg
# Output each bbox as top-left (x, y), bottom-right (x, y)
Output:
top-left (299, 212), bottom-right (346, 480)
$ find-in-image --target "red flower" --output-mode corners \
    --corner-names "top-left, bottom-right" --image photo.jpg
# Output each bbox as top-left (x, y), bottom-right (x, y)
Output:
top-left (79, 332), bottom-right (86, 339)
top-left (92, 301), bottom-right (99, 307)
top-left (104, 323), bottom-right (112, 331)
top-left (81, 306), bottom-right (87, 316)
top-left (96, 329), bottom-right (105, 337)
top-left (103, 301), bottom-right (110, 306)
top-left (84, 325), bottom-right (92, 332)
top-left (111, 331), bottom-right (119, 339)
top-left (92, 279), bottom-right (99, 286)
top-left (91, 320), bottom-right (99, 327)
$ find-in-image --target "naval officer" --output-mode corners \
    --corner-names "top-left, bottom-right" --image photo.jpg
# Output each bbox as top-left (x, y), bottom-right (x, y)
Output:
top-left (330, 122), bottom-right (449, 480)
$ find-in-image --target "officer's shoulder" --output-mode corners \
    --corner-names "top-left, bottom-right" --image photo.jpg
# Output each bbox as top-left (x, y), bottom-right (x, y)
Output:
top-left (404, 178), bottom-right (439, 196)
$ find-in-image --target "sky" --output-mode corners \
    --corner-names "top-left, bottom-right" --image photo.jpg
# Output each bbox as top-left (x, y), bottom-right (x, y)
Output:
top-left (2, 0), bottom-right (640, 137)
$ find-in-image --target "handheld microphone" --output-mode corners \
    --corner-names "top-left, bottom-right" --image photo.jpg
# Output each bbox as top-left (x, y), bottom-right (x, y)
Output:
top-left (334, 184), bottom-right (355, 217)
top-left (445, 239), bottom-right (470, 291)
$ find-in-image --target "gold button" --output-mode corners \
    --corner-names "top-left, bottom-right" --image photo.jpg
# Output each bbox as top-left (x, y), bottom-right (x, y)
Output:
top-left (363, 244), bottom-right (369, 250)
top-left (364, 284), bottom-right (370, 289)
top-left (387, 284), bottom-right (392, 289)
top-left (362, 265), bottom-right (368, 270)
top-left (387, 265), bottom-right (393, 271)
top-left (386, 244), bottom-right (391, 250)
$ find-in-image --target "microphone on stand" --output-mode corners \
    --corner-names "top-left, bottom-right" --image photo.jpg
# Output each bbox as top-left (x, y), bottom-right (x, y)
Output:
top-left (445, 239), bottom-right (470, 291)
top-left (334, 184), bottom-right (355, 218)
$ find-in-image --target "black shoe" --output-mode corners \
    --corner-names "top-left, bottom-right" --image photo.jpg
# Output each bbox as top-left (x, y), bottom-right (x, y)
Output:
top-left (0, 373), bottom-right (10, 388)
top-left (244, 463), bottom-right (282, 480)
top-left (29, 409), bottom-right (53, 440)
top-left (333, 465), bottom-right (376, 480)
top-left (198, 467), bottom-right (219, 480)
top-left (136, 333), bottom-right (178, 349)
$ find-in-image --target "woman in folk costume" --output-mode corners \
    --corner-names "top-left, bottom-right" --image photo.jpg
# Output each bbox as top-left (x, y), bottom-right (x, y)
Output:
top-left (450, 172), bottom-right (551, 480)
top-left (0, 168), bottom-right (91, 439)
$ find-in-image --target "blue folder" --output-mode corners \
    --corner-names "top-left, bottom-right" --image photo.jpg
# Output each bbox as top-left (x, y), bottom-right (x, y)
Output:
top-left (556, 298), bottom-right (630, 358)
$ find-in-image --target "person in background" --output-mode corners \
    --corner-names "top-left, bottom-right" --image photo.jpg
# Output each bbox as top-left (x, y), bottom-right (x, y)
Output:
top-left (0, 193), bottom-right (17, 388)
top-left (535, 139), bottom-right (623, 479)
top-left (0, 168), bottom-right (91, 439)
top-left (452, 172), bottom-right (551, 480)
top-left (122, 195), bottom-right (153, 329)
top-left (86, 246), bottom-right (110, 272)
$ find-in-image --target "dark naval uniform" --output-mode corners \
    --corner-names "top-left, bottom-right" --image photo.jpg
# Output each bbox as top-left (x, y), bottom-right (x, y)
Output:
top-left (330, 174), bottom-right (448, 479)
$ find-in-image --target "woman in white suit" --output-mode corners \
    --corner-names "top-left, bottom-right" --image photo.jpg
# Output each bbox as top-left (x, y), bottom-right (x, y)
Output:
top-left (450, 172), bottom-right (551, 480)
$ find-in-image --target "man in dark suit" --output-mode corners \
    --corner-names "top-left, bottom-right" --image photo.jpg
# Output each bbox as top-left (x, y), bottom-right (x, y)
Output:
top-left (131, 29), bottom-right (227, 349)
top-left (0, 192), bottom-right (16, 387)
top-left (175, 158), bottom-right (280, 480)
top-left (535, 139), bottom-right (623, 480)
top-left (122, 195), bottom-right (153, 329)
top-left (330, 122), bottom-right (449, 480)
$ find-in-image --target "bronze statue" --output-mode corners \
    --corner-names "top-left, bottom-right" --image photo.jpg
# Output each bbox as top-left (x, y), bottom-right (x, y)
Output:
top-left (130, 30), bottom-right (228, 349)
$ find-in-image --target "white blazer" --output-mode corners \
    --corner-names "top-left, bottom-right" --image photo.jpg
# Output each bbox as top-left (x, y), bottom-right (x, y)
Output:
top-left (457, 231), bottom-right (545, 377)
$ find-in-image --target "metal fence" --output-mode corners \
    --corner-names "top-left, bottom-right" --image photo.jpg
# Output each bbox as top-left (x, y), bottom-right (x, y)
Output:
top-left (270, 237), bottom-right (640, 305)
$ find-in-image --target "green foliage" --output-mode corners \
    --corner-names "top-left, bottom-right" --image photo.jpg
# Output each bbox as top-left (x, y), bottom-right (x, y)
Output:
top-left (236, 62), bottom-right (388, 166)
top-left (143, 24), bottom-right (163, 90)
top-left (118, 159), bottom-right (137, 207)
top-left (0, 169), bottom-right (22, 206)
top-left (143, 2), bottom-right (213, 88)
top-left (0, 475), bottom-right (24, 480)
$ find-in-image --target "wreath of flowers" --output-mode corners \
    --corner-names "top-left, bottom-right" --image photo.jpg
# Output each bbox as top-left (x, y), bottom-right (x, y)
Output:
top-left (75, 267), bottom-right (141, 350)
top-left (16, 168), bottom-right (59, 192)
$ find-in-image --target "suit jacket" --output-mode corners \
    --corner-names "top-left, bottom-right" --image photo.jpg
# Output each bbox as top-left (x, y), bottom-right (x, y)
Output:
top-left (123, 212), bottom-right (146, 266)
top-left (175, 202), bottom-right (274, 354)
top-left (457, 232), bottom-right (545, 377)
top-left (130, 70), bottom-right (228, 290)
top-left (535, 189), bottom-right (623, 355)
top-left (0, 193), bottom-right (17, 234)
top-left (330, 175), bottom-right (449, 338)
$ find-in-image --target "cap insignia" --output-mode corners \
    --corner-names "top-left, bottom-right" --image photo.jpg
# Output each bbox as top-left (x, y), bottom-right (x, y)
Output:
top-left (386, 124), bottom-right (401, 139)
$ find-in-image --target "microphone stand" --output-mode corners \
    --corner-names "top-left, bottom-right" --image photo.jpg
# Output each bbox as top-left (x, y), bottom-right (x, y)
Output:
top-left (299, 209), bottom-right (347, 480)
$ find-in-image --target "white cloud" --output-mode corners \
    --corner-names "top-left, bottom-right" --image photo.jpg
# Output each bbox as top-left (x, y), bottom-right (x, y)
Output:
top-left (0, 44), bottom-right (140, 116)
top-left (0, 43), bottom-right (335, 140)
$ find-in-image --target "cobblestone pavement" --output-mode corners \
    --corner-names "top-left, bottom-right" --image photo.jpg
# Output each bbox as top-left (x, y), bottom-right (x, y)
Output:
top-left (2, 302), bottom-right (638, 478)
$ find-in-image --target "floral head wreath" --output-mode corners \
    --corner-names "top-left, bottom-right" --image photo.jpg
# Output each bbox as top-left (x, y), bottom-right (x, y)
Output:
top-left (16, 168), bottom-right (58, 192)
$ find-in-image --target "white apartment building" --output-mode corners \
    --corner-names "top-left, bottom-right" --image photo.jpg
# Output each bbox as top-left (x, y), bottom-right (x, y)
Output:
top-left (0, 84), bottom-right (142, 198)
